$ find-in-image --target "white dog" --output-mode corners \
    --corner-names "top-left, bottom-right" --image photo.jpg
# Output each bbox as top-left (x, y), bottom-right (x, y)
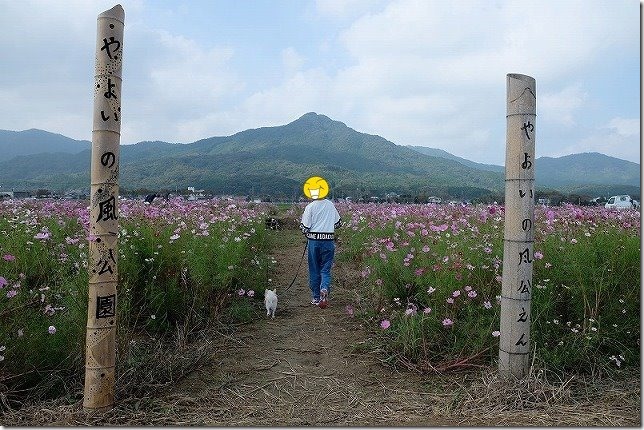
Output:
top-left (264, 288), bottom-right (278, 318)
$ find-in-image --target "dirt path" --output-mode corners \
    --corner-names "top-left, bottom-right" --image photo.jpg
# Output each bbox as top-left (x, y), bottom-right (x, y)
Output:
top-left (132, 229), bottom-right (639, 426)
top-left (3, 229), bottom-right (639, 426)
top-left (158, 230), bottom-right (459, 426)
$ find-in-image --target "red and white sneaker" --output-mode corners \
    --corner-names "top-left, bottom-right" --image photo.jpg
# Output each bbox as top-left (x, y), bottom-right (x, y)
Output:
top-left (319, 289), bottom-right (328, 308)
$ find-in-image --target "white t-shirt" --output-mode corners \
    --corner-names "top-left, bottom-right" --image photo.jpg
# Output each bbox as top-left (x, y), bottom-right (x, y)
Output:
top-left (300, 199), bottom-right (341, 233)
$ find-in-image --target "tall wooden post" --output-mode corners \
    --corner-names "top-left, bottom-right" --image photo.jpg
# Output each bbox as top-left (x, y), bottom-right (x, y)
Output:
top-left (499, 73), bottom-right (536, 378)
top-left (84, 4), bottom-right (124, 411)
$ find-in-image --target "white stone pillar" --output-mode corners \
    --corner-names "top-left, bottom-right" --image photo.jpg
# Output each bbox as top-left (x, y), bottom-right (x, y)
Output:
top-left (499, 74), bottom-right (536, 378)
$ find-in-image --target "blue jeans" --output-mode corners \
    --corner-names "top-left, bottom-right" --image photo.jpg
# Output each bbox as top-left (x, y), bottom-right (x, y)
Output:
top-left (307, 239), bottom-right (335, 301)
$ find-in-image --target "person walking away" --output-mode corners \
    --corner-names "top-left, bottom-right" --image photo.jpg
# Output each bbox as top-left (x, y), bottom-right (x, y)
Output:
top-left (299, 176), bottom-right (342, 308)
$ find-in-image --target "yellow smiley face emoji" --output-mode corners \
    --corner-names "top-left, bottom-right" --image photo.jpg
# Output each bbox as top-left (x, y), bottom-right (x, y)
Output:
top-left (303, 176), bottom-right (329, 200)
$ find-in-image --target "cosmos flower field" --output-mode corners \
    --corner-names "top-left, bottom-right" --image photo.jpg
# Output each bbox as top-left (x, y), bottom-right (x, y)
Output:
top-left (337, 202), bottom-right (640, 373)
top-left (0, 198), bottom-right (639, 399)
top-left (0, 197), bottom-right (273, 397)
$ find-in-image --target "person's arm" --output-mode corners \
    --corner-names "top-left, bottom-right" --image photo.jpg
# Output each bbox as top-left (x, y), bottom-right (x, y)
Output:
top-left (333, 205), bottom-right (342, 229)
top-left (300, 204), bottom-right (312, 234)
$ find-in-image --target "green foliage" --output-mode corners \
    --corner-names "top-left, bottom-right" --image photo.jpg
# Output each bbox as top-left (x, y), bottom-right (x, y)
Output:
top-left (117, 217), bottom-right (271, 334)
top-left (342, 203), bottom-right (640, 374)
top-left (0, 199), bottom-right (273, 403)
top-left (530, 216), bottom-right (640, 373)
top-left (0, 210), bottom-right (88, 400)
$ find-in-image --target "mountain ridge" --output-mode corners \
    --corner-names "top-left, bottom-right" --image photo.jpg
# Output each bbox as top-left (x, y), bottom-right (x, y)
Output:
top-left (0, 112), bottom-right (639, 198)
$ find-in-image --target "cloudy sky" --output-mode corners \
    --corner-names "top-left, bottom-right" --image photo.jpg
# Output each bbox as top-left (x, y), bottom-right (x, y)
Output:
top-left (0, 0), bottom-right (639, 164)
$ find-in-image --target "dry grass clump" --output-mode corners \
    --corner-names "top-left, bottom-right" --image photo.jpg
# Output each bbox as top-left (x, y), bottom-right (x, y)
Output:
top-left (0, 325), bottom-right (226, 426)
top-left (459, 366), bottom-right (574, 412)
top-left (453, 365), bottom-right (640, 427)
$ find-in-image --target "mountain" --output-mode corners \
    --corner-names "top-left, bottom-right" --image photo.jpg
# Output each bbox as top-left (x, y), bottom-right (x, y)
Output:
top-left (114, 113), bottom-right (504, 197)
top-left (405, 146), bottom-right (504, 173)
top-left (535, 152), bottom-right (640, 188)
top-left (0, 113), bottom-right (503, 198)
top-left (0, 113), bottom-right (639, 199)
top-left (406, 146), bottom-right (640, 194)
top-left (0, 129), bottom-right (89, 162)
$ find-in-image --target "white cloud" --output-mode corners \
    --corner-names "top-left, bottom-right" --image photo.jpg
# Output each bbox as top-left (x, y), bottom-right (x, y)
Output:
top-left (119, 25), bottom-right (244, 143)
top-left (605, 117), bottom-right (639, 137)
top-left (315, 0), bottom-right (387, 19)
top-left (314, 0), bottom-right (638, 163)
top-left (240, 68), bottom-right (334, 125)
top-left (0, 0), bottom-right (638, 167)
top-left (145, 30), bottom-right (238, 105)
top-left (540, 84), bottom-right (588, 126)
top-left (340, 0), bottom-right (635, 83)
top-left (281, 47), bottom-right (305, 74)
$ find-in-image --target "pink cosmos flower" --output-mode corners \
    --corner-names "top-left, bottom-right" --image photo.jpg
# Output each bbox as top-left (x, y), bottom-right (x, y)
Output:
top-left (246, 290), bottom-right (255, 298)
top-left (48, 326), bottom-right (56, 335)
top-left (405, 303), bottom-right (418, 316)
top-left (452, 290), bottom-right (461, 298)
top-left (237, 288), bottom-right (245, 296)
top-left (446, 297), bottom-right (454, 304)
top-left (345, 305), bottom-right (354, 316)
top-left (6, 290), bottom-right (17, 298)
top-left (467, 290), bottom-right (477, 298)
top-left (427, 287), bottom-right (436, 294)
top-left (534, 251), bottom-right (543, 260)
top-left (483, 301), bottom-right (492, 309)
top-left (380, 319), bottom-right (391, 329)
top-left (0, 277), bottom-right (7, 288)
top-left (34, 232), bottom-right (50, 240)
top-left (442, 318), bottom-right (453, 327)
top-left (422, 245), bottom-right (430, 253)
top-left (2, 254), bottom-right (15, 262)
top-left (423, 307), bottom-right (432, 314)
